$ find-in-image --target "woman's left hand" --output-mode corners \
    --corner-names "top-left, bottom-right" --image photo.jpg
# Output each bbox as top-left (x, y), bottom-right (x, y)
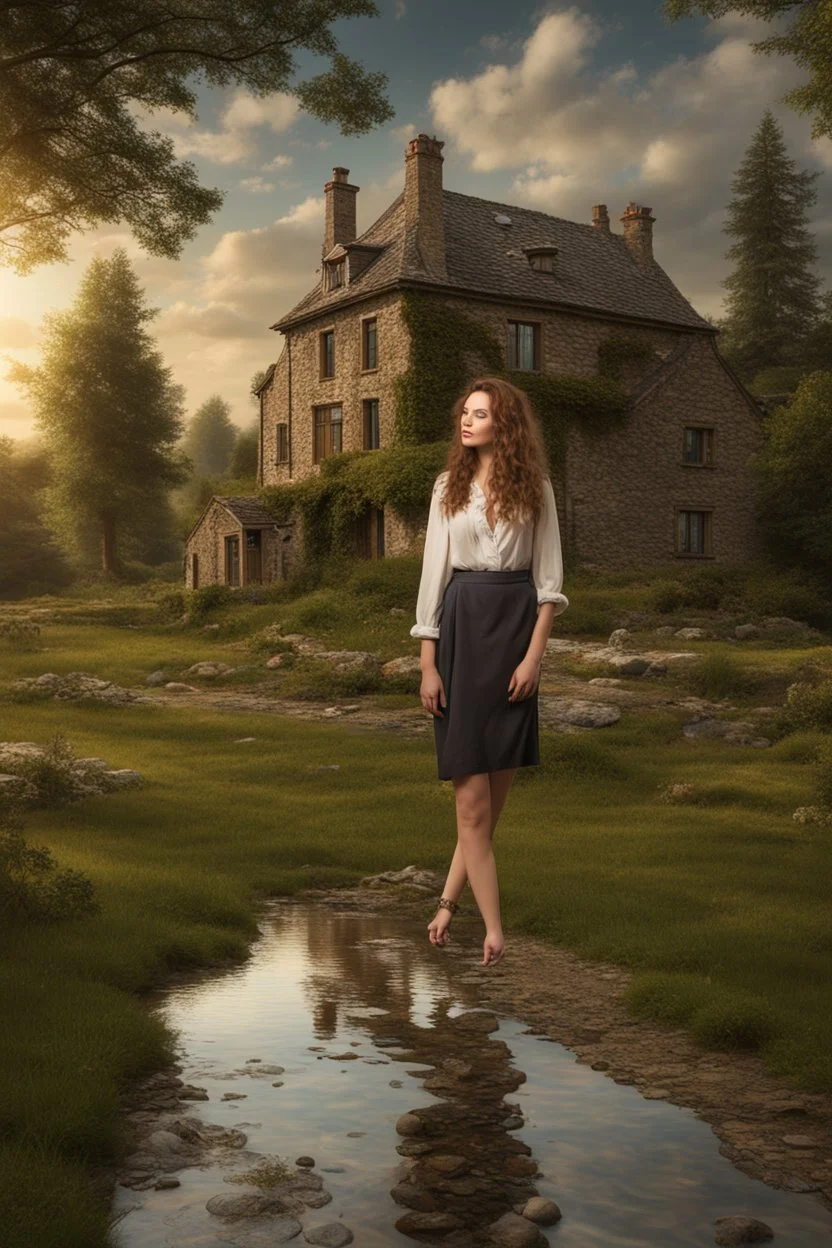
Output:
top-left (508, 656), bottom-right (541, 701)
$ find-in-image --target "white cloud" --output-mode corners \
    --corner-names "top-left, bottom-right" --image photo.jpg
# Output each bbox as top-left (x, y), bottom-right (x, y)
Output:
top-left (428, 5), bottom-right (831, 317)
top-left (132, 91), bottom-right (300, 166)
top-left (239, 176), bottom-right (276, 194)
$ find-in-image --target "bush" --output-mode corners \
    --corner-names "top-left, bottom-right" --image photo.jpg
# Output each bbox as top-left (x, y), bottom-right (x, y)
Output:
top-left (816, 739), bottom-right (832, 810)
top-left (277, 659), bottom-right (383, 700)
top-left (649, 580), bottom-right (684, 613)
top-left (155, 590), bottom-right (186, 621)
top-left (0, 794), bottom-right (99, 924)
top-left (777, 679), bottom-right (832, 734)
top-left (188, 583), bottom-right (234, 618)
top-left (4, 733), bottom-right (84, 808)
top-left (0, 618), bottom-right (41, 650)
top-left (683, 653), bottom-right (759, 700)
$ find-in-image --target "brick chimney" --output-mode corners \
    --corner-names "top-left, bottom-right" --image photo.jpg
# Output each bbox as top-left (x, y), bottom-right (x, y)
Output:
top-left (591, 204), bottom-right (610, 233)
top-left (323, 166), bottom-right (358, 259)
top-left (404, 134), bottom-right (447, 279)
top-left (620, 202), bottom-right (655, 266)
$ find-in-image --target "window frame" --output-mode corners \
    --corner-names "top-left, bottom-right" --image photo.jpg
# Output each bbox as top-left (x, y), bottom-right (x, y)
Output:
top-left (363, 398), bottom-right (380, 450)
top-left (361, 316), bottom-right (378, 372)
top-left (325, 258), bottom-right (345, 291)
top-left (313, 403), bottom-right (343, 463)
top-left (682, 426), bottom-right (716, 468)
top-left (319, 328), bottom-right (335, 379)
top-left (674, 506), bottom-right (714, 557)
top-left (506, 319), bottom-right (541, 371)
top-left (276, 422), bottom-right (289, 463)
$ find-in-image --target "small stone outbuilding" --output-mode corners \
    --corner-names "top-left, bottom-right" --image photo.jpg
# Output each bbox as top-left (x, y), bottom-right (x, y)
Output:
top-left (184, 496), bottom-right (292, 590)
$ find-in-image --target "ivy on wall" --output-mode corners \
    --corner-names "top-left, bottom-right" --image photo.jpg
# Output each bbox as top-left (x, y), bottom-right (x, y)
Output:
top-left (257, 292), bottom-right (653, 561)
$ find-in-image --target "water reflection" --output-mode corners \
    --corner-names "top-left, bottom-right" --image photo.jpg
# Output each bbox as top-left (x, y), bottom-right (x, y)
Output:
top-left (111, 900), bottom-right (832, 1247)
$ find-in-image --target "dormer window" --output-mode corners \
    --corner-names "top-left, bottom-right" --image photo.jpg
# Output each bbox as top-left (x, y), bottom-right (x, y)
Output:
top-left (325, 258), bottom-right (345, 291)
top-left (524, 245), bottom-right (558, 273)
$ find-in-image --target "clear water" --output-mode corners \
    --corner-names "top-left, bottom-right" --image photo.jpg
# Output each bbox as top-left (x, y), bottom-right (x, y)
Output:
top-left (110, 899), bottom-right (832, 1247)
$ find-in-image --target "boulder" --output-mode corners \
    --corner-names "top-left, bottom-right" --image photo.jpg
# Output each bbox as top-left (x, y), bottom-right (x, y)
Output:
top-left (309, 650), bottom-right (380, 674)
top-left (381, 655), bottom-right (422, 677)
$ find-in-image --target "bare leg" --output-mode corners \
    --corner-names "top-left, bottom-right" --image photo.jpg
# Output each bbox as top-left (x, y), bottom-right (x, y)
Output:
top-left (453, 772), bottom-right (504, 966)
top-left (427, 768), bottom-right (517, 949)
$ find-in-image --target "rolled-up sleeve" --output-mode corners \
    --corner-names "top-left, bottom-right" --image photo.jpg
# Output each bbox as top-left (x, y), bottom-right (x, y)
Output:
top-left (410, 475), bottom-right (454, 640)
top-left (532, 477), bottom-right (569, 616)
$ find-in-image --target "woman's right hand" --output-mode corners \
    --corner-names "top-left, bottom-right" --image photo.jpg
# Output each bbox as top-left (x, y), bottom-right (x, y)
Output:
top-left (420, 665), bottom-right (447, 718)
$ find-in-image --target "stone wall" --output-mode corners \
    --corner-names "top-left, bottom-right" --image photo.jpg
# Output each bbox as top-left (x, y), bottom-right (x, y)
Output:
top-left (564, 335), bottom-right (765, 567)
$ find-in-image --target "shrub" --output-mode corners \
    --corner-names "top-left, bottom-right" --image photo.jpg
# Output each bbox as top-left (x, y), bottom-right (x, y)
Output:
top-left (683, 653), bottom-right (759, 700)
top-left (4, 732), bottom-right (83, 808)
top-left (155, 590), bottom-right (186, 621)
top-left (815, 738), bottom-right (832, 810)
top-left (188, 583), bottom-right (233, 618)
top-left (0, 618), bottom-right (41, 650)
top-left (0, 794), bottom-right (99, 924)
top-left (649, 580), bottom-right (684, 613)
top-left (777, 679), bottom-right (832, 734)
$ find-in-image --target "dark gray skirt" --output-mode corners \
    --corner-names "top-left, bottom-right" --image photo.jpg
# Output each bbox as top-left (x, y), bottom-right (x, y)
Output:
top-left (433, 567), bottom-right (540, 781)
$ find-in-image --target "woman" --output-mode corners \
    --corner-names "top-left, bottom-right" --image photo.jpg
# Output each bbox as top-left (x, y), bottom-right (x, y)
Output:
top-left (410, 376), bottom-right (569, 969)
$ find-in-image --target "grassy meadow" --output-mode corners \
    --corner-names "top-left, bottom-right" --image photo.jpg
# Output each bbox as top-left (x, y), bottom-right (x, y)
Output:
top-left (1, 554), bottom-right (831, 1247)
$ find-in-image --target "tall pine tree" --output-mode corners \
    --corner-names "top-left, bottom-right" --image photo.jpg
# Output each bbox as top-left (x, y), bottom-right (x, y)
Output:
top-left (6, 247), bottom-right (189, 575)
top-left (719, 109), bottom-right (822, 382)
top-left (181, 396), bottom-right (237, 477)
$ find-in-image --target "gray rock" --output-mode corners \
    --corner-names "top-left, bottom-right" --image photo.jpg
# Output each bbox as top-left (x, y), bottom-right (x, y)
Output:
top-left (486, 1210), bottom-right (548, 1246)
top-left (734, 624), bottom-right (760, 639)
top-left (102, 769), bottom-right (143, 790)
top-left (674, 627), bottom-right (709, 639)
top-left (606, 654), bottom-right (652, 674)
top-left (389, 607), bottom-right (406, 615)
top-left (381, 655), bottom-right (422, 677)
top-left (539, 698), bottom-right (621, 728)
top-left (164, 682), bottom-right (199, 692)
top-left (655, 625), bottom-right (676, 635)
top-left (309, 650), bottom-right (380, 674)
top-left (266, 654), bottom-right (285, 667)
top-left (182, 661), bottom-right (235, 678)
top-left (395, 1112), bottom-right (424, 1137)
top-left (713, 1215), bottom-right (774, 1245)
top-left (205, 1191), bottom-right (299, 1220)
top-left (395, 1212), bottom-right (464, 1234)
top-left (146, 670), bottom-right (167, 686)
top-left (607, 628), bottom-right (633, 649)
top-left (683, 718), bottom-right (771, 747)
top-left (587, 677), bottom-right (622, 686)
top-left (520, 1196), bottom-right (562, 1225)
top-left (303, 1223), bottom-right (354, 1246)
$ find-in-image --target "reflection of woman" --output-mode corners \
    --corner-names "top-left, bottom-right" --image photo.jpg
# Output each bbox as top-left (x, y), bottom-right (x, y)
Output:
top-left (410, 377), bottom-right (569, 969)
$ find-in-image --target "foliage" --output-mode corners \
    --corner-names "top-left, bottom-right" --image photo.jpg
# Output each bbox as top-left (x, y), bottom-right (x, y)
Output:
top-left (188, 583), bottom-right (235, 618)
top-left (0, 617), bottom-right (41, 650)
top-left (229, 422), bottom-right (260, 480)
top-left (5, 249), bottom-right (190, 576)
top-left (0, 436), bottom-right (73, 598)
top-left (597, 334), bottom-right (659, 378)
top-left (816, 739), bottom-right (832, 810)
top-left (181, 396), bottom-right (237, 478)
top-left (0, 0), bottom-right (393, 273)
top-left (0, 794), bottom-right (100, 924)
top-left (682, 652), bottom-right (760, 700)
top-left (713, 109), bottom-right (822, 380)
top-left (777, 678), bottom-right (832, 736)
top-left (750, 370), bottom-right (832, 581)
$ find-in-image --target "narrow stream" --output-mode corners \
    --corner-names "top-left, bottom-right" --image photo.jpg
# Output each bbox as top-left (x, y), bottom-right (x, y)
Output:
top-left (110, 899), bottom-right (832, 1247)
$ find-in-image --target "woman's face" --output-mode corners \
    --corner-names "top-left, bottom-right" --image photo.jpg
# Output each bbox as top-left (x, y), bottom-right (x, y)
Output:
top-left (460, 389), bottom-right (494, 449)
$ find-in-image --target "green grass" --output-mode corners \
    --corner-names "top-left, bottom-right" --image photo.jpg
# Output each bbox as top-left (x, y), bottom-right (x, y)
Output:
top-left (1, 566), bottom-right (832, 1246)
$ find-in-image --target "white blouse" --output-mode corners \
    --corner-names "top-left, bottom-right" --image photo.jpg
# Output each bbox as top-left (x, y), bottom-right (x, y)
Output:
top-left (410, 471), bottom-right (569, 640)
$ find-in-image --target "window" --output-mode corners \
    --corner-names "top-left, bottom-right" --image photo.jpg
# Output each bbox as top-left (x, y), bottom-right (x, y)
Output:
top-left (325, 259), bottom-right (345, 291)
top-left (314, 404), bottom-right (342, 462)
top-left (363, 398), bottom-right (380, 449)
top-left (676, 509), bottom-right (712, 556)
top-left (682, 427), bottom-right (715, 466)
top-left (361, 507), bottom-right (385, 559)
top-left (320, 330), bottom-right (335, 378)
top-left (526, 247), bottom-right (558, 273)
top-left (225, 534), bottom-right (240, 586)
top-left (191, 552), bottom-right (199, 589)
top-left (362, 317), bottom-right (378, 370)
top-left (507, 320), bottom-right (540, 370)
top-left (276, 423), bottom-right (289, 463)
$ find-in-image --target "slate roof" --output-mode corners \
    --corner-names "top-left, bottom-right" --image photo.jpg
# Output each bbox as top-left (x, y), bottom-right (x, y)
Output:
top-left (216, 496), bottom-right (282, 526)
top-left (272, 189), bottom-right (712, 334)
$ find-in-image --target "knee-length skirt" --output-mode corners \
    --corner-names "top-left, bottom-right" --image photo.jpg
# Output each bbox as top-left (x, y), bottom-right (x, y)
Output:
top-left (433, 567), bottom-right (540, 780)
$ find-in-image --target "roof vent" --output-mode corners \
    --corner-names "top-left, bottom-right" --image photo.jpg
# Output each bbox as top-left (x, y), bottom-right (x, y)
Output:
top-left (494, 213), bottom-right (512, 227)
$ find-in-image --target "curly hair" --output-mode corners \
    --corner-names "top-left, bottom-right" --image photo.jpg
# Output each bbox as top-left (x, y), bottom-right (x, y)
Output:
top-left (438, 376), bottom-right (551, 526)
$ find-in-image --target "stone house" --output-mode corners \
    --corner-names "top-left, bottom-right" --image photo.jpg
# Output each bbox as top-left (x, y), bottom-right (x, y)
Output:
top-left (186, 132), bottom-right (766, 587)
top-left (184, 496), bottom-right (293, 590)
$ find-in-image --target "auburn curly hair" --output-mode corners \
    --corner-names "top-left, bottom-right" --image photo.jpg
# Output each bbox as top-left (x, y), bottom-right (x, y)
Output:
top-left (438, 376), bottom-right (551, 526)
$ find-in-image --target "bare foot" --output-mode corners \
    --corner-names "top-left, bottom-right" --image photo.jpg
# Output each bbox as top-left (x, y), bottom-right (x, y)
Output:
top-left (427, 906), bottom-right (453, 948)
top-left (483, 930), bottom-right (504, 966)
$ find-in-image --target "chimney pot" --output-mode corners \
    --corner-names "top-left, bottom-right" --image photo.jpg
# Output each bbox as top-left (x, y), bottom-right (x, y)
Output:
top-left (323, 166), bottom-right (359, 261)
top-left (620, 202), bottom-right (655, 266)
top-left (591, 204), bottom-right (610, 233)
top-left (404, 133), bottom-right (447, 279)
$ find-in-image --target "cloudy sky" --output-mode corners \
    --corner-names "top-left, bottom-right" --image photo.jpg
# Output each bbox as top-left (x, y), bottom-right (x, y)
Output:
top-left (1, 0), bottom-right (830, 442)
